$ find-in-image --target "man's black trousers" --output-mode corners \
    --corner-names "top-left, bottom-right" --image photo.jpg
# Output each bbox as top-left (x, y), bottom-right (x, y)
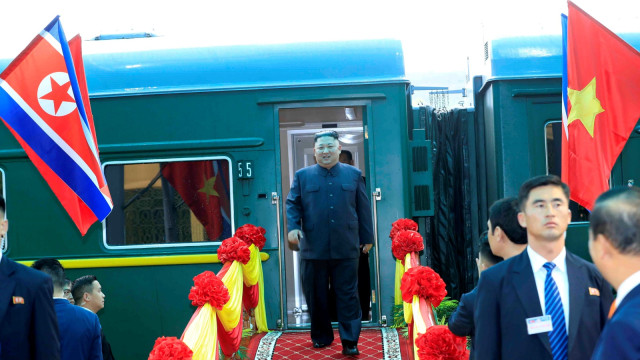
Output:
top-left (301, 258), bottom-right (361, 346)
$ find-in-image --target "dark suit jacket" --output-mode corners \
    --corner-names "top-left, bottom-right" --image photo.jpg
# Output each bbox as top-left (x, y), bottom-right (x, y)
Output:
top-left (449, 287), bottom-right (477, 360)
top-left (0, 256), bottom-right (60, 360)
top-left (591, 284), bottom-right (640, 360)
top-left (54, 299), bottom-right (102, 360)
top-left (286, 163), bottom-right (373, 260)
top-left (474, 250), bottom-right (613, 360)
top-left (101, 330), bottom-right (114, 360)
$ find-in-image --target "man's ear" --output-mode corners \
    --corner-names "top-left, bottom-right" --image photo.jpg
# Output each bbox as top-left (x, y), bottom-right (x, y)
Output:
top-left (597, 234), bottom-right (616, 261)
top-left (494, 226), bottom-right (504, 243)
top-left (83, 292), bottom-right (91, 303)
top-left (517, 212), bottom-right (527, 228)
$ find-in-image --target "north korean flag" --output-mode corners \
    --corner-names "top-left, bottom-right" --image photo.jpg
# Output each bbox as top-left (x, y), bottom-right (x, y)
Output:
top-left (0, 16), bottom-right (112, 235)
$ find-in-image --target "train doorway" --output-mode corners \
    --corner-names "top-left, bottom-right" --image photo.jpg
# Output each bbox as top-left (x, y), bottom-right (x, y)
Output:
top-left (276, 104), bottom-right (378, 329)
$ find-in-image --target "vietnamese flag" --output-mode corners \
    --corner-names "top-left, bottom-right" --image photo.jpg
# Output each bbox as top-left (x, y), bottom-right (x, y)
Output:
top-left (562, 1), bottom-right (640, 210)
top-left (162, 160), bottom-right (228, 240)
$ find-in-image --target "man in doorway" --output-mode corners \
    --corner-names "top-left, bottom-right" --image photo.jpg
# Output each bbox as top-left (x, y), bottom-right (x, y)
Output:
top-left (286, 130), bottom-right (374, 356)
top-left (487, 197), bottom-right (528, 260)
top-left (32, 258), bottom-right (102, 360)
top-left (0, 196), bottom-right (60, 360)
top-left (448, 232), bottom-right (502, 359)
top-left (474, 175), bottom-right (613, 359)
top-left (589, 187), bottom-right (640, 359)
top-left (72, 275), bottom-right (114, 360)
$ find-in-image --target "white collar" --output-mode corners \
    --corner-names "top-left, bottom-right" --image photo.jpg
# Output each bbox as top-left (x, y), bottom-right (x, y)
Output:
top-left (527, 246), bottom-right (567, 273)
top-left (616, 270), bottom-right (640, 307)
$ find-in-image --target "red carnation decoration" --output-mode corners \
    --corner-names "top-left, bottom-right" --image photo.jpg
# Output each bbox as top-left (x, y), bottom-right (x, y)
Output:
top-left (400, 266), bottom-right (447, 306)
top-left (392, 230), bottom-right (424, 260)
top-left (217, 237), bottom-right (251, 264)
top-left (389, 218), bottom-right (418, 240)
top-left (188, 271), bottom-right (230, 309)
top-left (234, 224), bottom-right (267, 250)
top-left (148, 336), bottom-right (193, 360)
top-left (415, 325), bottom-right (469, 360)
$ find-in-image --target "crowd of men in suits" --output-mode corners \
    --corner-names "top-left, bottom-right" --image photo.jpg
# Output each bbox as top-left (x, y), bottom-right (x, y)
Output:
top-left (0, 195), bottom-right (114, 360)
top-left (448, 175), bottom-right (640, 359)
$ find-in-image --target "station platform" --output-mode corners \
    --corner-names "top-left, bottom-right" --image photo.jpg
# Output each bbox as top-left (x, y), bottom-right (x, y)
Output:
top-left (247, 327), bottom-right (410, 359)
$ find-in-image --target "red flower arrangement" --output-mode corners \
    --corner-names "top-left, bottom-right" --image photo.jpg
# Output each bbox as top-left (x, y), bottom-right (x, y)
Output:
top-left (217, 236), bottom-right (251, 264)
top-left (392, 230), bottom-right (424, 260)
top-left (400, 265), bottom-right (447, 306)
top-left (188, 271), bottom-right (230, 309)
top-left (415, 325), bottom-right (469, 360)
top-left (148, 336), bottom-right (193, 360)
top-left (234, 224), bottom-right (267, 250)
top-left (389, 218), bottom-right (418, 240)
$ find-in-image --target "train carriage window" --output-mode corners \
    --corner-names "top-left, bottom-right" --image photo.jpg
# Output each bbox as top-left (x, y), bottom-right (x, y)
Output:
top-left (545, 121), bottom-right (590, 222)
top-left (104, 158), bottom-right (233, 247)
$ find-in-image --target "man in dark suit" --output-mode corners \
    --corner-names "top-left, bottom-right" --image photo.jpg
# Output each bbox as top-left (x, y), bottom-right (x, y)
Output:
top-left (0, 196), bottom-right (61, 360)
top-left (32, 258), bottom-right (102, 360)
top-left (72, 275), bottom-right (114, 360)
top-left (286, 130), bottom-right (373, 356)
top-left (474, 175), bottom-right (613, 360)
top-left (449, 232), bottom-right (502, 359)
top-left (487, 197), bottom-right (528, 260)
top-left (589, 187), bottom-right (640, 359)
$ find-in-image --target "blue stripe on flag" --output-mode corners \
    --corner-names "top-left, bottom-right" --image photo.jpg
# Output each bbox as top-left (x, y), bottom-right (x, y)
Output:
top-left (0, 87), bottom-right (112, 220)
top-left (562, 14), bottom-right (568, 115)
top-left (43, 16), bottom-right (62, 44)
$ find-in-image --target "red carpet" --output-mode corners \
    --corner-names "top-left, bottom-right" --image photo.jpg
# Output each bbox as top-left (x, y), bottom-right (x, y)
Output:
top-left (248, 328), bottom-right (408, 359)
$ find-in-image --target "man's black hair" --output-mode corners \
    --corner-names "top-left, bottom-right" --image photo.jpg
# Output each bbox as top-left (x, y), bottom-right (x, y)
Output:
top-left (340, 149), bottom-right (354, 162)
top-left (314, 130), bottom-right (339, 144)
top-left (590, 187), bottom-right (640, 255)
top-left (479, 232), bottom-right (503, 266)
top-left (0, 195), bottom-right (4, 216)
top-left (32, 258), bottom-right (65, 290)
top-left (489, 197), bottom-right (527, 245)
top-left (518, 175), bottom-right (570, 211)
top-left (71, 275), bottom-right (97, 304)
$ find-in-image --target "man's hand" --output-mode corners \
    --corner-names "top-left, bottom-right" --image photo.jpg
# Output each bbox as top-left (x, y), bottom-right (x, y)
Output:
top-left (362, 243), bottom-right (373, 254)
top-left (288, 230), bottom-right (302, 245)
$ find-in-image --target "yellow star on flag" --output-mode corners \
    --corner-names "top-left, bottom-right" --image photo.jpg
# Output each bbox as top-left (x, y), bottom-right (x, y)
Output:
top-left (567, 77), bottom-right (605, 137)
top-left (198, 175), bottom-right (219, 203)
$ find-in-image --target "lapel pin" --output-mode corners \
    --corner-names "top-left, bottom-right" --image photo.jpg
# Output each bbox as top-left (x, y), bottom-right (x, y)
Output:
top-left (589, 287), bottom-right (600, 296)
top-left (12, 296), bottom-right (24, 304)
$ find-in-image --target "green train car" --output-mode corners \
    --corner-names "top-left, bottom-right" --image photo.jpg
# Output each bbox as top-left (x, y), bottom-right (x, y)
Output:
top-left (473, 34), bottom-right (640, 260)
top-left (0, 38), bottom-right (430, 359)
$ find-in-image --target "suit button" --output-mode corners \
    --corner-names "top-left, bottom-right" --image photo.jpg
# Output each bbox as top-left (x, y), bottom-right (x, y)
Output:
top-left (329, 194), bottom-right (333, 197)
top-left (331, 220), bottom-right (335, 223)
top-left (330, 206), bottom-right (334, 209)
top-left (329, 182), bottom-right (333, 185)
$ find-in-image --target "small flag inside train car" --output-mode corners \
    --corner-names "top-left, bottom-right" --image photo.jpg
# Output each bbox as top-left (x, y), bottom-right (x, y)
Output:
top-left (561, 1), bottom-right (640, 210)
top-left (0, 16), bottom-right (112, 235)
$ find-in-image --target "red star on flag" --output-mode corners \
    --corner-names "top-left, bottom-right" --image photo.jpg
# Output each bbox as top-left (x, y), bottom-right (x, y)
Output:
top-left (39, 75), bottom-right (75, 114)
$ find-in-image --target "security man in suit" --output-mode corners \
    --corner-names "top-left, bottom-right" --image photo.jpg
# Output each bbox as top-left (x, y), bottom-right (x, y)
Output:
top-left (32, 258), bottom-right (103, 360)
top-left (474, 175), bottom-right (613, 360)
top-left (448, 232), bottom-right (502, 359)
top-left (589, 187), bottom-right (640, 359)
top-left (286, 130), bottom-right (373, 356)
top-left (0, 195), bottom-right (61, 360)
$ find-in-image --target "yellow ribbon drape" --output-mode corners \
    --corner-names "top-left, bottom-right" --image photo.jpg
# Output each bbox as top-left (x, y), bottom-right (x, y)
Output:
top-left (218, 261), bottom-right (243, 332)
top-left (394, 259), bottom-right (404, 305)
top-left (182, 303), bottom-right (219, 360)
top-left (241, 245), bottom-right (269, 332)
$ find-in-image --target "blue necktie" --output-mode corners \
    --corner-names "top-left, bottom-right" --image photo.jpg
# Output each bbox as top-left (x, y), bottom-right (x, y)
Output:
top-left (543, 262), bottom-right (568, 360)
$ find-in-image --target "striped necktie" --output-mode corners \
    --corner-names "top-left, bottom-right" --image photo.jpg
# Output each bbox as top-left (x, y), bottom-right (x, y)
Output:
top-left (543, 262), bottom-right (568, 360)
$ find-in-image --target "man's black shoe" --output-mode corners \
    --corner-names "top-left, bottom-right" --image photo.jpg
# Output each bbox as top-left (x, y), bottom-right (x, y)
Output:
top-left (342, 345), bottom-right (359, 356)
top-left (313, 341), bottom-right (329, 348)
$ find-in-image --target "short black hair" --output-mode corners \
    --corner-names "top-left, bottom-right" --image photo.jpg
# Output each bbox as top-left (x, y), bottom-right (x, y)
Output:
top-left (0, 195), bottom-right (5, 216)
top-left (518, 175), bottom-right (570, 211)
top-left (478, 232), bottom-right (502, 266)
top-left (32, 258), bottom-right (65, 290)
top-left (314, 130), bottom-right (339, 144)
top-left (590, 187), bottom-right (640, 255)
top-left (489, 197), bottom-right (527, 245)
top-left (71, 275), bottom-right (97, 304)
top-left (340, 150), bottom-right (353, 162)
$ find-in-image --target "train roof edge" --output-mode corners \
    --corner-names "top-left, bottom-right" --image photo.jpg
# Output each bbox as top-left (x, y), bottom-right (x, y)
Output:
top-left (484, 33), bottom-right (640, 83)
top-left (0, 38), bottom-right (407, 97)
